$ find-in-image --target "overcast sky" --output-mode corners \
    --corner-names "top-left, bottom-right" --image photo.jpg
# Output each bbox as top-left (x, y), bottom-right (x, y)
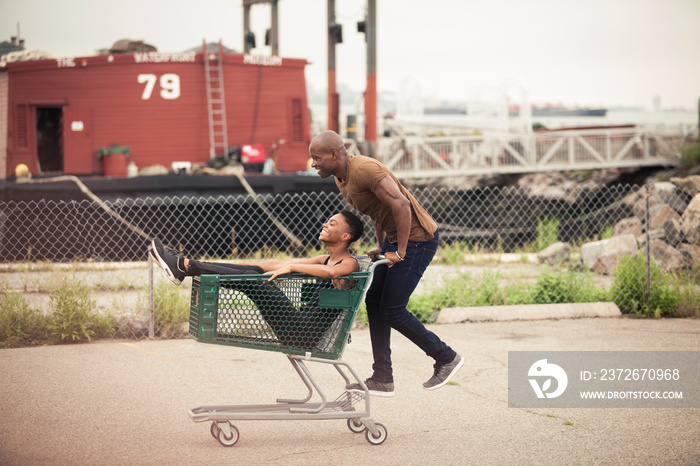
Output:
top-left (2, 0), bottom-right (699, 109)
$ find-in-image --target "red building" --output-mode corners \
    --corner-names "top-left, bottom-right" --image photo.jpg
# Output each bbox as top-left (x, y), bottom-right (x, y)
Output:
top-left (0, 48), bottom-right (312, 179)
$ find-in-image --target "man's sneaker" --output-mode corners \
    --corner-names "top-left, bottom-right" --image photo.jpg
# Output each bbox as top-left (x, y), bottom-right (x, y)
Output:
top-left (423, 354), bottom-right (464, 391)
top-left (150, 238), bottom-right (186, 285)
top-left (346, 377), bottom-right (395, 398)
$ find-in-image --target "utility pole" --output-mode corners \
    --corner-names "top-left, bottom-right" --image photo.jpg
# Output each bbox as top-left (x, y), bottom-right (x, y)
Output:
top-left (327, 0), bottom-right (341, 133)
top-left (244, 0), bottom-right (279, 55)
top-left (364, 0), bottom-right (377, 152)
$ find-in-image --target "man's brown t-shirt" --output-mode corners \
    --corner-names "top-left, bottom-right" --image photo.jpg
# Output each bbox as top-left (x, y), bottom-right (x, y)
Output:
top-left (335, 155), bottom-right (437, 243)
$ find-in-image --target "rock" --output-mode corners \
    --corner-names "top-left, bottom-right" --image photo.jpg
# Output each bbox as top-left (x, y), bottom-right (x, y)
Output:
top-left (652, 182), bottom-right (676, 193)
top-left (653, 182), bottom-right (689, 214)
top-left (648, 203), bottom-right (682, 230)
top-left (614, 217), bottom-right (643, 238)
top-left (537, 242), bottom-right (571, 265)
top-left (680, 193), bottom-right (700, 245)
top-left (670, 175), bottom-right (700, 196)
top-left (622, 190), bottom-right (642, 210)
top-left (138, 164), bottom-right (169, 176)
top-left (661, 193), bottom-right (690, 215)
top-left (581, 234), bottom-right (638, 271)
top-left (663, 218), bottom-right (684, 247)
top-left (637, 229), bottom-right (665, 248)
top-left (679, 243), bottom-right (700, 267)
top-left (632, 193), bottom-right (664, 220)
top-left (592, 250), bottom-right (631, 275)
top-left (649, 239), bottom-right (690, 274)
top-left (515, 172), bottom-right (604, 203)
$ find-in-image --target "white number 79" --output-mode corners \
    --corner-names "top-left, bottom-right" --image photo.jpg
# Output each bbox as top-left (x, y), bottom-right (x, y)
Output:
top-left (138, 74), bottom-right (180, 100)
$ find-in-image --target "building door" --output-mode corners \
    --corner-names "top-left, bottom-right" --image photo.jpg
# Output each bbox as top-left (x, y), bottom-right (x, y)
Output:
top-left (62, 107), bottom-right (93, 175)
top-left (36, 107), bottom-right (64, 173)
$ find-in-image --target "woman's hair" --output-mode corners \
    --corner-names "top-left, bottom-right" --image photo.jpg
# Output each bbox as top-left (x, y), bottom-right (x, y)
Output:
top-left (339, 209), bottom-right (364, 245)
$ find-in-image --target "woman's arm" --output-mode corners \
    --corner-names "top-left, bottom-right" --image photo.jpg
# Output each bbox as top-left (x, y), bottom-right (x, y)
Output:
top-left (246, 255), bottom-right (328, 272)
top-left (266, 258), bottom-right (358, 280)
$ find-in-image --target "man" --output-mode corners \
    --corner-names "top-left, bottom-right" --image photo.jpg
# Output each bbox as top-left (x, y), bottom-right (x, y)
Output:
top-left (309, 130), bottom-right (463, 396)
top-left (150, 210), bottom-right (365, 350)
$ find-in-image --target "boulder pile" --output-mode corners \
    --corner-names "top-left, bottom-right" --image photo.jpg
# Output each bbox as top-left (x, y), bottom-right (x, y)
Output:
top-left (538, 176), bottom-right (700, 274)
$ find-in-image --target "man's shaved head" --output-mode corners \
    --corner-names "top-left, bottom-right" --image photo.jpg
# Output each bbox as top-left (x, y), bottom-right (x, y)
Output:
top-left (310, 130), bottom-right (344, 154)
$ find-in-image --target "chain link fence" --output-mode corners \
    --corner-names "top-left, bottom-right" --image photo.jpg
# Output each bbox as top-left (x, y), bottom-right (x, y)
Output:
top-left (2, 181), bottom-right (699, 341)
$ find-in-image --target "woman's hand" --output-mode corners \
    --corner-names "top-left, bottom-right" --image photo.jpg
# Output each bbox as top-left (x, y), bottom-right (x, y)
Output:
top-left (266, 265), bottom-right (293, 281)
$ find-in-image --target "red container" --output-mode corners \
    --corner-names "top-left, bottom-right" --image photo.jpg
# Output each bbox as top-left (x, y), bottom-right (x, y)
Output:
top-left (99, 146), bottom-right (130, 177)
top-left (103, 153), bottom-right (128, 177)
top-left (241, 144), bottom-right (266, 164)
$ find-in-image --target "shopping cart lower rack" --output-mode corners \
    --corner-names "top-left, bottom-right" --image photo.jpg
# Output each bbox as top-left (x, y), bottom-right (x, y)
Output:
top-left (187, 257), bottom-right (390, 446)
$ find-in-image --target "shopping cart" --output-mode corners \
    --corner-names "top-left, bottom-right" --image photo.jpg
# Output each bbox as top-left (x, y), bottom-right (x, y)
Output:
top-left (187, 256), bottom-right (391, 446)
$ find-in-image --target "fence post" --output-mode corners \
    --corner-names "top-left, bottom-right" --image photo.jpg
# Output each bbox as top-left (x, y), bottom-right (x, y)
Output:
top-left (644, 185), bottom-right (651, 311)
top-left (149, 260), bottom-right (155, 339)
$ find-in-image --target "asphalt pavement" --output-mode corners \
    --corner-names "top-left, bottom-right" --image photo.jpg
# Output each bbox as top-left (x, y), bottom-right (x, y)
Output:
top-left (1, 317), bottom-right (699, 465)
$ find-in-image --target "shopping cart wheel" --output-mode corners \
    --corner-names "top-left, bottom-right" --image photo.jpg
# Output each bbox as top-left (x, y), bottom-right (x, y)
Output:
top-left (216, 422), bottom-right (240, 447)
top-left (365, 422), bottom-right (387, 445)
top-left (347, 418), bottom-right (365, 434)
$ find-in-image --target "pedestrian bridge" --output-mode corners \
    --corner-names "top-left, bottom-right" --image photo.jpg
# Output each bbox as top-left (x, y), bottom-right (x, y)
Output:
top-left (375, 122), bottom-right (693, 179)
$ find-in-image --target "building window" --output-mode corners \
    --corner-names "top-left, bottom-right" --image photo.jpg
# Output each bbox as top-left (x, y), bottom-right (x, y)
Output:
top-left (291, 98), bottom-right (303, 143)
top-left (16, 104), bottom-right (28, 148)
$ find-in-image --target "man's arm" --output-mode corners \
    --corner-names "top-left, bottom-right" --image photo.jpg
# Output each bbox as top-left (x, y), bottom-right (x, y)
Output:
top-left (373, 175), bottom-right (411, 263)
top-left (372, 220), bottom-right (385, 249)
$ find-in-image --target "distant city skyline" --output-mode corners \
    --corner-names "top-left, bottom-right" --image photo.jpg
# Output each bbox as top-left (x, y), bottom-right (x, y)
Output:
top-left (2, 0), bottom-right (699, 110)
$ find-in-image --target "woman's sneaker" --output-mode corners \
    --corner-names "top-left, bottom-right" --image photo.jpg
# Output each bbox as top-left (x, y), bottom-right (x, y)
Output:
top-left (346, 377), bottom-right (395, 397)
top-left (150, 238), bottom-right (186, 285)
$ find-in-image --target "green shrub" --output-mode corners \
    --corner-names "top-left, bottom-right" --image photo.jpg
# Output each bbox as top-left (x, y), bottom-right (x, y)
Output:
top-left (675, 282), bottom-right (700, 318)
top-left (600, 226), bottom-right (615, 240)
top-left (610, 251), bottom-right (678, 316)
top-left (474, 270), bottom-right (504, 306)
top-left (48, 279), bottom-right (114, 343)
top-left (0, 290), bottom-right (48, 348)
top-left (680, 142), bottom-right (700, 168)
top-left (530, 269), bottom-right (607, 304)
top-left (530, 271), bottom-right (575, 304)
top-left (153, 280), bottom-right (190, 336)
top-left (436, 242), bottom-right (469, 265)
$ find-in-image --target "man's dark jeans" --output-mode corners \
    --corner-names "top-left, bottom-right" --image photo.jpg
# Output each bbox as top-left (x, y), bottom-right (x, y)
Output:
top-left (365, 230), bottom-right (456, 383)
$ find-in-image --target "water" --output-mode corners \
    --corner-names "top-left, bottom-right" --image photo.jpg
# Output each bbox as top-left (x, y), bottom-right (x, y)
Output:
top-left (310, 103), bottom-right (698, 136)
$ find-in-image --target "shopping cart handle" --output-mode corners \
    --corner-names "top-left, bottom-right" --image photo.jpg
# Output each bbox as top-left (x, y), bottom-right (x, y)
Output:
top-left (369, 255), bottom-right (392, 273)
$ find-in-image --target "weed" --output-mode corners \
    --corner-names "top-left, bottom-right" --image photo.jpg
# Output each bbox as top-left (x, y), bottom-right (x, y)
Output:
top-left (610, 251), bottom-right (678, 316)
top-left (0, 288), bottom-right (48, 348)
top-left (680, 142), bottom-right (700, 168)
top-left (153, 280), bottom-right (190, 337)
top-left (530, 268), bottom-right (607, 304)
top-left (47, 279), bottom-right (114, 343)
top-left (600, 225), bottom-right (615, 240)
top-left (535, 218), bottom-right (559, 252)
top-left (475, 270), bottom-right (503, 306)
top-left (436, 242), bottom-right (469, 265)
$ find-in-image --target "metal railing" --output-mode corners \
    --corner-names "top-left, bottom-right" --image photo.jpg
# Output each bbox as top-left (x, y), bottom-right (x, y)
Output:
top-left (378, 125), bottom-right (690, 178)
